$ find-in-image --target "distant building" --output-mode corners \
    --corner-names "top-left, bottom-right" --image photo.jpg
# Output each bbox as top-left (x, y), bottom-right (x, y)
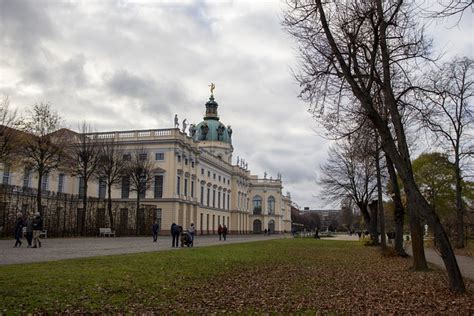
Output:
top-left (303, 208), bottom-right (341, 231)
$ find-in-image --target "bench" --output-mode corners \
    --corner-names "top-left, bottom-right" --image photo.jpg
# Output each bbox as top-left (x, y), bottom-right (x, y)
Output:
top-left (99, 228), bottom-right (116, 237)
top-left (22, 227), bottom-right (47, 238)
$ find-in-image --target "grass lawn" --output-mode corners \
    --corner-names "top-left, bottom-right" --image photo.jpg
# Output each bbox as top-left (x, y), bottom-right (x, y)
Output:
top-left (0, 239), bottom-right (473, 313)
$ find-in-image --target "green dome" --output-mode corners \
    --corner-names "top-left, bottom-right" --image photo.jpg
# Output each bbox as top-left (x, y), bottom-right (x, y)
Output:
top-left (191, 95), bottom-right (232, 144)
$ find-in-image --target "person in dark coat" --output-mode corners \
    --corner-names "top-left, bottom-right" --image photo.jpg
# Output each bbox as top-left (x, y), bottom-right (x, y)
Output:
top-left (218, 224), bottom-right (223, 240)
top-left (13, 213), bottom-right (24, 247)
top-left (171, 223), bottom-right (180, 247)
top-left (25, 213), bottom-right (34, 247)
top-left (222, 225), bottom-right (228, 241)
top-left (152, 221), bottom-right (159, 242)
top-left (32, 212), bottom-right (43, 248)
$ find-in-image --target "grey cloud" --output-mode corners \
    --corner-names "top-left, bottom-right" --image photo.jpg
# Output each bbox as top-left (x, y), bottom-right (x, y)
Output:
top-left (0, 0), bottom-right (55, 54)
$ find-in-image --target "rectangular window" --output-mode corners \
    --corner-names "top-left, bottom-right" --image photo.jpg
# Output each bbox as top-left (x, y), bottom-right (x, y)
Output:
top-left (191, 161), bottom-right (194, 168)
top-left (154, 175), bottom-right (163, 198)
top-left (212, 189), bottom-right (216, 207)
top-left (177, 176), bottom-right (181, 195)
top-left (218, 215), bottom-right (220, 226)
top-left (218, 175), bottom-right (221, 182)
top-left (227, 193), bottom-right (230, 210)
top-left (58, 173), bottom-right (65, 193)
top-left (177, 155), bottom-right (181, 163)
top-left (155, 152), bottom-right (164, 161)
top-left (184, 178), bottom-right (188, 196)
top-left (200, 185), bottom-right (204, 204)
top-left (78, 177), bottom-right (85, 197)
top-left (41, 173), bottom-right (49, 191)
top-left (223, 193), bottom-right (226, 210)
top-left (213, 173), bottom-right (216, 179)
top-left (23, 168), bottom-right (31, 188)
top-left (123, 154), bottom-right (131, 161)
top-left (185, 158), bottom-right (188, 165)
top-left (98, 176), bottom-right (106, 198)
top-left (139, 153), bottom-right (147, 161)
top-left (201, 168), bottom-right (204, 175)
top-left (121, 176), bottom-right (130, 199)
top-left (191, 180), bottom-right (194, 198)
top-left (207, 171), bottom-right (210, 177)
top-left (218, 191), bottom-right (221, 209)
top-left (207, 188), bottom-right (210, 207)
top-left (2, 166), bottom-right (10, 185)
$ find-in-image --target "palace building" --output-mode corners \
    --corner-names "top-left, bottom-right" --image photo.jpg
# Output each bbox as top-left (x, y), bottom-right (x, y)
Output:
top-left (0, 93), bottom-right (292, 236)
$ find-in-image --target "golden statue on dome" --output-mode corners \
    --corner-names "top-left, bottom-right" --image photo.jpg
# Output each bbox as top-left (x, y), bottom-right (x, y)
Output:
top-left (209, 82), bottom-right (215, 95)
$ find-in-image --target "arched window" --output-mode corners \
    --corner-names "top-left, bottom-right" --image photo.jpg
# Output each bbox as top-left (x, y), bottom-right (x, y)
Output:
top-left (268, 196), bottom-right (275, 215)
top-left (252, 195), bottom-right (262, 215)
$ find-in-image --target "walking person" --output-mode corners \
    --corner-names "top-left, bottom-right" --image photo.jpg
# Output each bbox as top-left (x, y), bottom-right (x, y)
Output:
top-left (171, 223), bottom-right (180, 247)
top-left (222, 224), bottom-right (228, 241)
top-left (25, 213), bottom-right (34, 247)
top-left (188, 223), bottom-right (195, 246)
top-left (13, 213), bottom-right (24, 248)
top-left (152, 221), bottom-right (159, 242)
top-left (218, 224), bottom-right (223, 240)
top-left (32, 212), bottom-right (43, 248)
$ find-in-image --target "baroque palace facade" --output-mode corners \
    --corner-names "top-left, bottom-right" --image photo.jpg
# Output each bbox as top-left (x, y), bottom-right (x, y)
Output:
top-left (0, 94), bottom-right (292, 236)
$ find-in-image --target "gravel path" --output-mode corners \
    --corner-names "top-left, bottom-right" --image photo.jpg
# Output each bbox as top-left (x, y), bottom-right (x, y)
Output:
top-left (0, 234), bottom-right (288, 266)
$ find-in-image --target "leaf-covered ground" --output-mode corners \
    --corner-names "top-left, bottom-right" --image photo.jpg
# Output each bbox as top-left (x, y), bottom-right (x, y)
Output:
top-left (1, 239), bottom-right (473, 313)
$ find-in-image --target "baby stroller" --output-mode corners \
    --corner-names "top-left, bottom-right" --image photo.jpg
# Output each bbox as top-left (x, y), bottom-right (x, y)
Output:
top-left (180, 230), bottom-right (193, 247)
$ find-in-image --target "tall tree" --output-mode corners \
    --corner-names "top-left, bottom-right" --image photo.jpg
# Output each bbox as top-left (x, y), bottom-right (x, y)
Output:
top-left (126, 148), bottom-right (155, 235)
top-left (418, 57), bottom-right (473, 248)
top-left (17, 103), bottom-right (65, 215)
top-left (319, 139), bottom-right (378, 239)
top-left (68, 123), bottom-right (102, 236)
top-left (284, 0), bottom-right (465, 292)
top-left (96, 139), bottom-right (127, 230)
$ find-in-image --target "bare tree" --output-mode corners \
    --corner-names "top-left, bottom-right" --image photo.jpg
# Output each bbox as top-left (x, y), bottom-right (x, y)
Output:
top-left (96, 139), bottom-right (127, 230)
top-left (125, 148), bottom-right (155, 235)
top-left (17, 103), bottom-right (66, 216)
top-left (418, 57), bottom-right (473, 248)
top-left (0, 96), bottom-right (19, 164)
top-left (68, 123), bottom-right (102, 236)
top-left (319, 139), bottom-right (378, 239)
top-left (284, 0), bottom-right (465, 292)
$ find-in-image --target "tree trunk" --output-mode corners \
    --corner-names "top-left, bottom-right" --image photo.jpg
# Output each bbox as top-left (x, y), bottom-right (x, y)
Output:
top-left (357, 202), bottom-right (371, 234)
top-left (454, 155), bottom-right (464, 248)
top-left (385, 155), bottom-right (408, 257)
top-left (375, 145), bottom-right (386, 250)
top-left (81, 181), bottom-right (88, 236)
top-left (405, 194), bottom-right (428, 270)
top-left (36, 171), bottom-right (43, 216)
top-left (136, 193), bottom-right (140, 236)
top-left (368, 200), bottom-right (379, 244)
top-left (107, 183), bottom-right (114, 230)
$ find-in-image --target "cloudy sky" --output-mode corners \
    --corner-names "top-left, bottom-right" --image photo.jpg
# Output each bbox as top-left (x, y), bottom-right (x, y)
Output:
top-left (1, 0), bottom-right (472, 209)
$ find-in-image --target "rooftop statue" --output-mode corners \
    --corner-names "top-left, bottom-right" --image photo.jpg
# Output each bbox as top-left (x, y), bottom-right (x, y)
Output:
top-left (209, 82), bottom-right (215, 95)
top-left (189, 124), bottom-right (196, 137)
top-left (174, 114), bottom-right (179, 128)
top-left (182, 119), bottom-right (188, 133)
top-left (227, 125), bottom-right (232, 138)
top-left (217, 124), bottom-right (225, 140)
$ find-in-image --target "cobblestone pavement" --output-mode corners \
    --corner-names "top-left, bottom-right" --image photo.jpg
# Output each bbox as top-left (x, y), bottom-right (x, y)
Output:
top-left (0, 234), bottom-right (289, 266)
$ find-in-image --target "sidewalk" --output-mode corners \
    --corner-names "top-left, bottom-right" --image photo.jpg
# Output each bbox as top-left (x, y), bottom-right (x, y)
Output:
top-left (0, 234), bottom-right (288, 266)
top-left (407, 247), bottom-right (474, 280)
